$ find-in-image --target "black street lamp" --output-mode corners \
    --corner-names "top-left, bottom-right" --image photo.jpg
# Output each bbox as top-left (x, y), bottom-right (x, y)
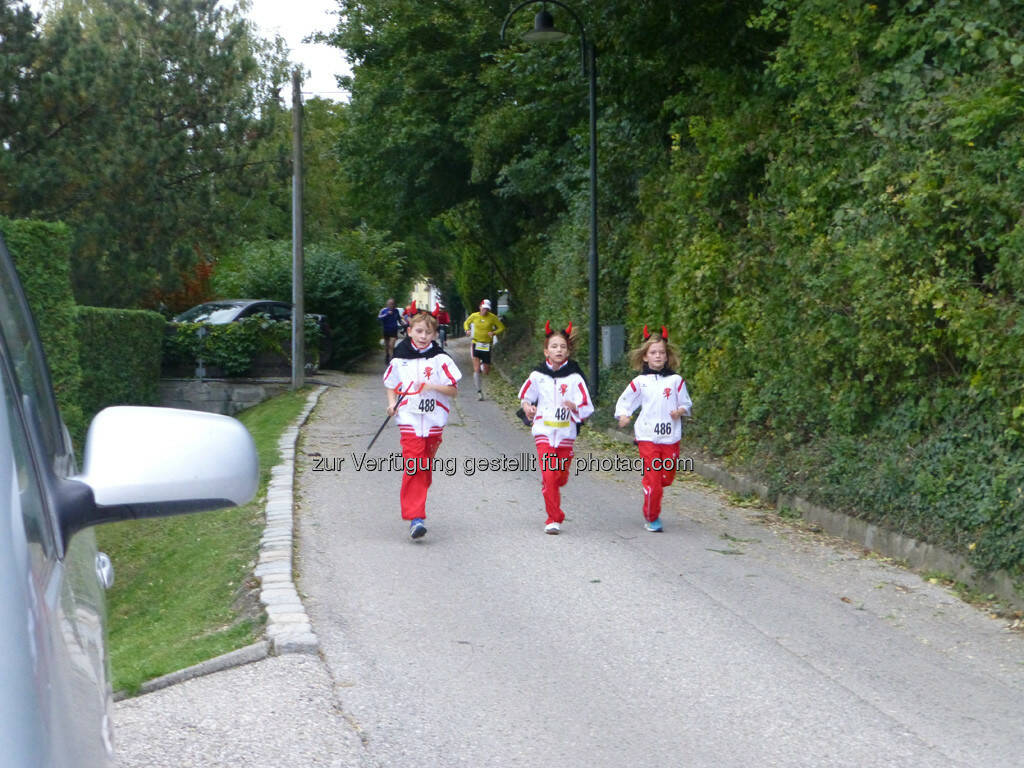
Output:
top-left (501, 0), bottom-right (599, 397)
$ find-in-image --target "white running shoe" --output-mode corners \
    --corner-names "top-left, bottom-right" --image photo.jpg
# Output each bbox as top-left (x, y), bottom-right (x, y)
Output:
top-left (544, 522), bottom-right (561, 535)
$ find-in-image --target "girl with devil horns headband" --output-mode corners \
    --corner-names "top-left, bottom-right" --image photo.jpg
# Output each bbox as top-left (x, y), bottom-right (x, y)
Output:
top-left (614, 326), bottom-right (692, 532)
top-left (517, 322), bottom-right (595, 534)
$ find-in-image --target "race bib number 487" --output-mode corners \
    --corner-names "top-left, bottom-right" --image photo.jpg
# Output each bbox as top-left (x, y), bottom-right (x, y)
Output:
top-left (543, 406), bottom-right (571, 428)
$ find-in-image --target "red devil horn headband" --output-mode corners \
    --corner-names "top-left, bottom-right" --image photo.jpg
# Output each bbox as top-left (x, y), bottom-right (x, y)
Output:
top-left (642, 325), bottom-right (669, 341)
top-left (545, 321), bottom-right (573, 338)
top-left (642, 324), bottom-right (650, 340)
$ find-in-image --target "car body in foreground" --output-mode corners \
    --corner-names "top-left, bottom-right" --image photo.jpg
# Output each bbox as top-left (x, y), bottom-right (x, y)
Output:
top-left (0, 233), bottom-right (259, 766)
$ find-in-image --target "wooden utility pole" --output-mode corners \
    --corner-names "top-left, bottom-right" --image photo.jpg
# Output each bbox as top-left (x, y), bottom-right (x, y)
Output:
top-left (291, 69), bottom-right (305, 389)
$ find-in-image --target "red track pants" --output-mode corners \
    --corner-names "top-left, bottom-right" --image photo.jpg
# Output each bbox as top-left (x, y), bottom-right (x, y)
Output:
top-left (637, 441), bottom-right (680, 522)
top-left (535, 439), bottom-right (574, 525)
top-left (399, 432), bottom-right (443, 520)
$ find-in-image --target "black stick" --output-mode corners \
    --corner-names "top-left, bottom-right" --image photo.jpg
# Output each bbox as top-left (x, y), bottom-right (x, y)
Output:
top-left (366, 388), bottom-right (408, 451)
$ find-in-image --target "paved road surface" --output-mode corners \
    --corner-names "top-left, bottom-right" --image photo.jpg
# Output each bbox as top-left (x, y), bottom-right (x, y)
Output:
top-left (294, 338), bottom-right (1023, 768)
top-left (114, 338), bottom-right (1023, 767)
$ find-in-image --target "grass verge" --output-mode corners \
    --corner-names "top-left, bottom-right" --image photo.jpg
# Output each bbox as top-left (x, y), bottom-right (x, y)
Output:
top-left (96, 388), bottom-right (312, 694)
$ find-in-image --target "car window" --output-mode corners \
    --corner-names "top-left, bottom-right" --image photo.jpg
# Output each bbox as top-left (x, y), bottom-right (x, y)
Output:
top-left (236, 304), bottom-right (260, 318)
top-left (268, 304), bottom-right (293, 321)
top-left (0, 237), bottom-right (67, 466)
top-left (242, 303), bottom-right (291, 322)
top-left (175, 303), bottom-right (241, 324)
top-left (1, 348), bottom-right (57, 572)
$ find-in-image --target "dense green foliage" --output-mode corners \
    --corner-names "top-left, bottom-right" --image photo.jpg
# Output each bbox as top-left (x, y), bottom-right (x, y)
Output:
top-left (164, 315), bottom-right (323, 378)
top-left (75, 306), bottom-right (166, 416)
top-left (327, 0), bottom-right (1024, 585)
top-left (1, 216), bottom-right (85, 440)
top-left (212, 238), bottom-right (386, 363)
top-left (627, 0), bottom-right (1024, 580)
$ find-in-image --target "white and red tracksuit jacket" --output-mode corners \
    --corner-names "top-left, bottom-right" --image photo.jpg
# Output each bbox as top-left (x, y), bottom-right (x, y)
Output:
top-left (382, 338), bottom-right (462, 438)
top-left (614, 367), bottom-right (692, 444)
top-left (518, 359), bottom-right (595, 449)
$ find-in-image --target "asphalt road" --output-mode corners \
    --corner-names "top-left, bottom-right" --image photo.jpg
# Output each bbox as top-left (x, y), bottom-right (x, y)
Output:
top-left (293, 338), bottom-right (1024, 768)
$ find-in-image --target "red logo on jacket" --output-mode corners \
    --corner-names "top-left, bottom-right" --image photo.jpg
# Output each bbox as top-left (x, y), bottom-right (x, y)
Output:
top-left (424, 366), bottom-right (433, 379)
top-left (663, 388), bottom-right (671, 399)
top-left (559, 383), bottom-right (568, 396)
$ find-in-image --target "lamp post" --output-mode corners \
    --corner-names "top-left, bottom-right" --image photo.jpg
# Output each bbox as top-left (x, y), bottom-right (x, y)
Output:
top-left (501, 1), bottom-right (599, 397)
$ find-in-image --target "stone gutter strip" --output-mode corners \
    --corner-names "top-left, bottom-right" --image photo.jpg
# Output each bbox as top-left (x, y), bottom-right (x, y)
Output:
top-left (254, 385), bottom-right (327, 654)
top-left (598, 425), bottom-right (1022, 610)
top-left (118, 641), bottom-right (272, 700)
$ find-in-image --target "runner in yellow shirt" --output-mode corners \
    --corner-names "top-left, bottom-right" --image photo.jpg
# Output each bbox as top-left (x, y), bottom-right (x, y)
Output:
top-left (463, 299), bottom-right (505, 400)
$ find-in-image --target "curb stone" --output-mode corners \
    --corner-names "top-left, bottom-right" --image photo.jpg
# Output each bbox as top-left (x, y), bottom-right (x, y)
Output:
top-left (114, 385), bottom-right (329, 699)
top-left (113, 641), bottom-right (271, 701)
top-left (256, 385), bottom-right (327, 655)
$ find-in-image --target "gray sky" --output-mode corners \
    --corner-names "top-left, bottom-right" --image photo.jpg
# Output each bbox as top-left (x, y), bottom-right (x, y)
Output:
top-left (26, 0), bottom-right (351, 102)
top-left (243, 0), bottom-right (350, 101)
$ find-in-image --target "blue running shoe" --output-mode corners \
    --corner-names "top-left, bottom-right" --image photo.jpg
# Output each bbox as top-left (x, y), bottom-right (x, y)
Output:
top-left (410, 518), bottom-right (427, 539)
top-left (644, 519), bottom-right (663, 533)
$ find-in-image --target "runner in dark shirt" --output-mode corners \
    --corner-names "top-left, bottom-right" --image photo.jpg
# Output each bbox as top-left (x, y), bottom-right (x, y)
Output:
top-left (377, 298), bottom-right (404, 362)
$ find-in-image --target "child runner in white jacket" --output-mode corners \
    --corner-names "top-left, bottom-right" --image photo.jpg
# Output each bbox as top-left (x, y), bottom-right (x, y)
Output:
top-left (382, 310), bottom-right (461, 539)
top-left (518, 322), bottom-right (594, 534)
top-left (614, 326), bottom-right (692, 532)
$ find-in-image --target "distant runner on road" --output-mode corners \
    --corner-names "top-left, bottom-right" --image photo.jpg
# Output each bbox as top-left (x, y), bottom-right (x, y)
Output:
top-left (432, 301), bottom-right (451, 349)
top-left (463, 298), bottom-right (505, 400)
top-left (377, 298), bottom-right (404, 362)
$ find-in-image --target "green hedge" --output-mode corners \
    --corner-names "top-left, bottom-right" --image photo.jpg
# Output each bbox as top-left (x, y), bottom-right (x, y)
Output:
top-left (212, 240), bottom-right (382, 365)
top-left (75, 306), bottom-right (166, 417)
top-left (163, 316), bottom-right (323, 378)
top-left (0, 217), bottom-right (86, 442)
top-left (616, 0), bottom-right (1024, 586)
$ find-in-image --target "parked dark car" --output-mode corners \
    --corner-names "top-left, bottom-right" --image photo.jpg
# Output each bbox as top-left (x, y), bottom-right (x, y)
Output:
top-left (173, 300), bottom-right (332, 365)
top-left (173, 299), bottom-right (292, 324)
top-left (0, 233), bottom-right (259, 766)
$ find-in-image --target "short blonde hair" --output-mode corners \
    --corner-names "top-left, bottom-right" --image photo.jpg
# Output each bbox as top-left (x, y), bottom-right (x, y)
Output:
top-left (409, 311), bottom-right (438, 332)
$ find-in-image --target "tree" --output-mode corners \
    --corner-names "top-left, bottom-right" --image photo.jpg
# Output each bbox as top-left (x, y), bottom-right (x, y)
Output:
top-left (325, 1), bottom-right (521, 302)
top-left (1, 0), bottom-right (290, 307)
